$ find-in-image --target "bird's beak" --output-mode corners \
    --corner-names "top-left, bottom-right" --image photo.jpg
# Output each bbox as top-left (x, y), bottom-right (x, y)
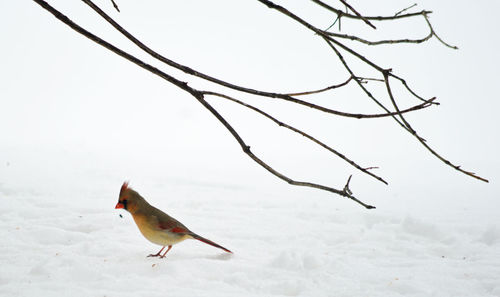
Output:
top-left (115, 202), bottom-right (125, 209)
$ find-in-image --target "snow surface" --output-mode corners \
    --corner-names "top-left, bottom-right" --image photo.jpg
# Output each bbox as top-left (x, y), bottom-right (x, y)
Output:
top-left (1, 148), bottom-right (499, 297)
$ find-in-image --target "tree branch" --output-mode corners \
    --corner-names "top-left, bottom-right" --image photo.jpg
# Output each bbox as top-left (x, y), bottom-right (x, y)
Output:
top-left (257, 0), bottom-right (487, 182)
top-left (325, 31), bottom-right (433, 46)
top-left (32, 0), bottom-right (378, 208)
top-left (203, 90), bottom-right (388, 185)
top-left (311, 0), bottom-right (432, 21)
top-left (382, 72), bottom-right (488, 182)
top-left (80, 0), bottom-right (431, 119)
top-left (28, 0), bottom-right (487, 213)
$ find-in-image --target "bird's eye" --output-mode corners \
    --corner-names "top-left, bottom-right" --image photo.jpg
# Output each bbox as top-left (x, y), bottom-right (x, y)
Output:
top-left (121, 199), bottom-right (128, 209)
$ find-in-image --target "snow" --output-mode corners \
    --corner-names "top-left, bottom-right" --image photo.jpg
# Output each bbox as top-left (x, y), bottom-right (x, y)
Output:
top-left (1, 0), bottom-right (500, 296)
top-left (1, 149), bottom-right (499, 297)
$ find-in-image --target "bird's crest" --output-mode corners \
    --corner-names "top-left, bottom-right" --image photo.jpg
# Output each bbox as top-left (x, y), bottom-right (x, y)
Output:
top-left (120, 181), bottom-right (130, 196)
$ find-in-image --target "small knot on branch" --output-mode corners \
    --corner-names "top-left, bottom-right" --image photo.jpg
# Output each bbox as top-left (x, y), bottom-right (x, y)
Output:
top-left (341, 175), bottom-right (376, 209)
top-left (383, 68), bottom-right (393, 76)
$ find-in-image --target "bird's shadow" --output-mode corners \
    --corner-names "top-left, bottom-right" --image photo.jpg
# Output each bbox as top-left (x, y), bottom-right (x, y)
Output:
top-left (146, 251), bottom-right (234, 262)
top-left (174, 252), bottom-right (234, 261)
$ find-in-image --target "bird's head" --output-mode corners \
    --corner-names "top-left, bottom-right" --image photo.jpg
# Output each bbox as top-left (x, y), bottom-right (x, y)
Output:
top-left (115, 181), bottom-right (144, 213)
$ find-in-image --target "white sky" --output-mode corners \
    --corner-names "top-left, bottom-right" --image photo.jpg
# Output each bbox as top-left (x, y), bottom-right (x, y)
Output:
top-left (1, 0), bottom-right (499, 210)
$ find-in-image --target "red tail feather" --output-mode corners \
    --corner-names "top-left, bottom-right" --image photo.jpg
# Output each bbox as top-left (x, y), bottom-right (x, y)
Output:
top-left (191, 234), bottom-right (232, 253)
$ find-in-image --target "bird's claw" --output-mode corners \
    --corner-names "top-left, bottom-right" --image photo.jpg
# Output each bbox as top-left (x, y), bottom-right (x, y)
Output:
top-left (147, 254), bottom-right (166, 258)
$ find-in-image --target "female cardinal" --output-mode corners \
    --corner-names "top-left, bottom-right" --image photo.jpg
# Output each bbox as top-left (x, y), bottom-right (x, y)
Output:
top-left (115, 182), bottom-right (232, 258)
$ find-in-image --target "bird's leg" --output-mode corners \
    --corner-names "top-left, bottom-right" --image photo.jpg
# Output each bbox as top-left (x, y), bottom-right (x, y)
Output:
top-left (159, 245), bottom-right (172, 258)
top-left (148, 246), bottom-right (165, 257)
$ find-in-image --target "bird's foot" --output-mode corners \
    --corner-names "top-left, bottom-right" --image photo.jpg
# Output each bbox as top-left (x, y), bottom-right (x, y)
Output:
top-left (147, 253), bottom-right (161, 258)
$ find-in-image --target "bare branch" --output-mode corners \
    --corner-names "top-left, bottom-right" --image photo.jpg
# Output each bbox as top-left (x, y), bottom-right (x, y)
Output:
top-left (391, 74), bottom-right (440, 105)
top-left (322, 12), bottom-right (457, 50)
top-left (325, 31), bottom-right (433, 46)
top-left (29, 0), bottom-right (487, 213)
top-left (311, 0), bottom-right (432, 21)
top-left (203, 90), bottom-right (388, 185)
top-left (32, 0), bottom-right (378, 208)
top-left (382, 72), bottom-right (488, 182)
top-left (422, 13), bottom-right (458, 49)
top-left (255, 0), bottom-right (488, 182)
top-left (80, 0), bottom-right (428, 119)
top-left (323, 38), bottom-right (415, 134)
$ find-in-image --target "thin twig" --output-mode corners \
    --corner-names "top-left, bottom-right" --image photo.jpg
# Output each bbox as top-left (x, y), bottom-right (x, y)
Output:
top-left (285, 76), bottom-right (384, 96)
top-left (324, 14), bottom-right (341, 32)
top-left (390, 74), bottom-right (440, 105)
top-left (285, 76), bottom-right (353, 96)
top-left (338, 0), bottom-right (376, 29)
top-left (395, 3), bottom-right (417, 17)
top-left (423, 13), bottom-right (458, 49)
top-left (110, 0), bottom-right (119, 12)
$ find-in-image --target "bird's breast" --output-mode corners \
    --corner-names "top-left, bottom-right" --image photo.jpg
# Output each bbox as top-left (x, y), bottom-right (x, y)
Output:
top-left (132, 213), bottom-right (190, 246)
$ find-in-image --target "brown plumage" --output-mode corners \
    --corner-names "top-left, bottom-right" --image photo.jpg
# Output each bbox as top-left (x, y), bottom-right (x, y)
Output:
top-left (115, 182), bottom-right (232, 258)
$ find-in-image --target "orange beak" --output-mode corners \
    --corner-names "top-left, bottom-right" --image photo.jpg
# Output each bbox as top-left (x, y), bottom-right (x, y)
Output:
top-left (115, 202), bottom-right (125, 209)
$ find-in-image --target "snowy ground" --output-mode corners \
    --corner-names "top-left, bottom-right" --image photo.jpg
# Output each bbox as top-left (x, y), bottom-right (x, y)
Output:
top-left (1, 148), bottom-right (499, 297)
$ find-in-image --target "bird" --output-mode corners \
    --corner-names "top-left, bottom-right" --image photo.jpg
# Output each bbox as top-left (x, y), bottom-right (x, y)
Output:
top-left (115, 182), bottom-right (232, 258)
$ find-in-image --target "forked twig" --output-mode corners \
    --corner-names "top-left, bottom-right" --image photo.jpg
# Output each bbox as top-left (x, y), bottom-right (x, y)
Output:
top-left (338, 0), bottom-right (376, 29)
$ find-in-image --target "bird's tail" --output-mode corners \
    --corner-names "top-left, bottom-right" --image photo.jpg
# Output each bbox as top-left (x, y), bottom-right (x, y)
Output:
top-left (190, 233), bottom-right (232, 253)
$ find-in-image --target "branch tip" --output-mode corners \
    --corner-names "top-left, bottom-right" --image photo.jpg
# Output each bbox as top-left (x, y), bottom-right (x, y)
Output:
top-left (110, 0), bottom-right (120, 12)
top-left (343, 175), bottom-right (353, 195)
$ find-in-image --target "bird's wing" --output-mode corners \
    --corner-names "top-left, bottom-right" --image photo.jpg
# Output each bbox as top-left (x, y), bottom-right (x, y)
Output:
top-left (152, 210), bottom-right (190, 234)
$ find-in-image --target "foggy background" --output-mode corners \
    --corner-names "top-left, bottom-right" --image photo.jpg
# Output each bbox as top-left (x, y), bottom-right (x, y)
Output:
top-left (1, 0), bottom-right (498, 211)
